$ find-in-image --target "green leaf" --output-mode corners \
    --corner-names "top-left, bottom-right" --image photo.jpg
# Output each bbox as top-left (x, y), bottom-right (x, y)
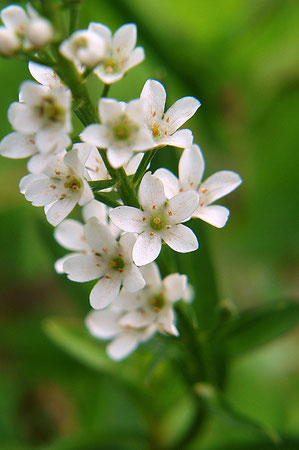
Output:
top-left (195, 383), bottom-right (280, 445)
top-left (43, 318), bottom-right (115, 373)
top-left (222, 299), bottom-right (299, 358)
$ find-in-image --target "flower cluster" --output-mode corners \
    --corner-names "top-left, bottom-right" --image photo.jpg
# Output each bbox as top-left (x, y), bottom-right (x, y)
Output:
top-left (0, 4), bottom-right (242, 360)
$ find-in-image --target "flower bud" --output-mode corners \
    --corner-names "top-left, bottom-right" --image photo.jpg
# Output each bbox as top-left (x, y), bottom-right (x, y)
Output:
top-left (0, 26), bottom-right (20, 55)
top-left (60, 30), bottom-right (106, 68)
top-left (26, 18), bottom-right (53, 48)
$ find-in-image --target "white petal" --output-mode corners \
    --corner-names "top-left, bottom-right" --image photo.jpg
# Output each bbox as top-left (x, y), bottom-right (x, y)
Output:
top-left (28, 61), bottom-right (62, 88)
top-left (24, 178), bottom-right (59, 206)
top-left (120, 310), bottom-right (153, 328)
top-left (8, 103), bottom-right (40, 134)
top-left (167, 190), bottom-right (199, 224)
top-left (99, 98), bottom-right (123, 123)
top-left (162, 224), bottom-right (198, 253)
top-left (86, 309), bottom-right (122, 340)
top-left (112, 23), bottom-right (137, 59)
top-left (158, 307), bottom-right (179, 336)
top-left (200, 170), bottom-right (242, 205)
top-left (126, 98), bottom-right (145, 125)
top-left (114, 288), bottom-right (144, 310)
top-left (19, 173), bottom-right (42, 193)
top-left (125, 153), bottom-right (144, 176)
top-left (35, 127), bottom-right (70, 154)
top-left (107, 332), bottom-right (139, 361)
top-left (1, 5), bottom-right (28, 32)
top-left (109, 206), bottom-right (145, 233)
top-left (153, 168), bottom-right (180, 199)
top-left (84, 217), bottom-right (118, 255)
top-left (88, 22), bottom-right (111, 44)
top-left (54, 254), bottom-right (75, 274)
top-left (82, 199), bottom-right (107, 223)
top-left (54, 219), bottom-right (88, 251)
top-left (119, 232), bottom-right (136, 256)
top-left (165, 97), bottom-right (201, 134)
top-left (123, 46), bottom-right (145, 72)
top-left (193, 205), bottom-right (230, 228)
top-left (78, 179), bottom-right (94, 206)
top-left (138, 172), bottom-right (166, 211)
top-left (179, 144), bottom-right (205, 190)
top-left (0, 132), bottom-right (36, 159)
top-left (158, 129), bottom-right (193, 148)
top-left (46, 196), bottom-right (78, 226)
top-left (19, 81), bottom-right (48, 106)
top-left (163, 274), bottom-right (187, 302)
top-left (132, 127), bottom-right (156, 151)
top-left (27, 152), bottom-right (57, 174)
top-left (123, 264), bottom-right (145, 292)
top-left (140, 262), bottom-right (162, 288)
top-left (64, 254), bottom-right (104, 281)
top-left (133, 232), bottom-right (161, 266)
top-left (80, 124), bottom-right (110, 148)
top-left (140, 79), bottom-right (166, 125)
top-left (90, 276), bottom-right (121, 309)
top-left (93, 67), bottom-right (124, 85)
top-left (107, 146), bottom-right (133, 169)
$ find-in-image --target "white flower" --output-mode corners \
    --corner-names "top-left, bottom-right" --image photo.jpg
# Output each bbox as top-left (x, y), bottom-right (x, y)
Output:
top-left (155, 144), bottom-right (242, 228)
top-left (80, 98), bottom-right (155, 168)
top-left (0, 26), bottom-right (20, 55)
top-left (54, 199), bottom-right (120, 273)
top-left (60, 29), bottom-right (106, 68)
top-left (0, 131), bottom-right (71, 174)
top-left (8, 80), bottom-right (72, 154)
top-left (63, 217), bottom-right (145, 309)
top-left (1, 4), bottom-right (53, 49)
top-left (109, 172), bottom-right (199, 266)
top-left (140, 79), bottom-right (201, 148)
top-left (86, 306), bottom-right (156, 361)
top-left (28, 61), bottom-right (64, 90)
top-left (19, 144), bottom-right (94, 226)
top-left (90, 23), bottom-right (144, 84)
top-left (116, 262), bottom-right (187, 336)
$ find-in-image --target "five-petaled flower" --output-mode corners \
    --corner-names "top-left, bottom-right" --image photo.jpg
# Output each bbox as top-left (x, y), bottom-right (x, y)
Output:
top-left (63, 217), bottom-right (145, 309)
top-left (90, 23), bottom-right (145, 84)
top-left (80, 98), bottom-right (155, 168)
top-left (155, 144), bottom-right (242, 228)
top-left (140, 79), bottom-right (201, 149)
top-left (109, 172), bottom-right (199, 266)
top-left (19, 144), bottom-right (94, 226)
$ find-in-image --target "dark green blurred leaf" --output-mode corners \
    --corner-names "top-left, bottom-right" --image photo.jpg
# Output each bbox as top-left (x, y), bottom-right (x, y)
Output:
top-left (209, 437), bottom-right (299, 450)
top-left (223, 300), bottom-right (299, 358)
top-left (195, 383), bottom-right (280, 445)
top-left (43, 318), bottom-right (115, 373)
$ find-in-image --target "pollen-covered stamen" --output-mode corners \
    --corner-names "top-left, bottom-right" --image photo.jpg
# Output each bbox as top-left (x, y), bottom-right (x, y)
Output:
top-left (112, 115), bottom-right (138, 141)
top-left (108, 256), bottom-right (125, 271)
top-left (150, 213), bottom-right (167, 231)
top-left (64, 176), bottom-right (81, 191)
top-left (151, 123), bottom-right (160, 138)
top-left (148, 293), bottom-right (165, 312)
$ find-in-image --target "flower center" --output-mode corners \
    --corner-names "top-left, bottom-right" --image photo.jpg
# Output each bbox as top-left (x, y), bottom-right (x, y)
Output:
top-left (112, 115), bottom-right (137, 141)
top-left (150, 213), bottom-right (167, 231)
top-left (149, 293), bottom-right (165, 311)
top-left (108, 256), bottom-right (125, 271)
top-left (104, 57), bottom-right (119, 73)
top-left (38, 96), bottom-right (65, 124)
top-left (64, 176), bottom-right (81, 191)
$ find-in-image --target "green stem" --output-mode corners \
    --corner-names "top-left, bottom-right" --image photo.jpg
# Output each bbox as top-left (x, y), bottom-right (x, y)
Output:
top-left (132, 148), bottom-right (158, 187)
top-left (89, 179), bottom-right (116, 191)
top-left (171, 403), bottom-right (207, 450)
top-left (69, 1), bottom-right (81, 33)
top-left (101, 83), bottom-right (110, 98)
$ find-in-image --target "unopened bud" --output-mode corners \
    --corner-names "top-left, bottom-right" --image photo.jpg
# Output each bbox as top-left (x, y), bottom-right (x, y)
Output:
top-left (0, 27), bottom-right (20, 55)
top-left (26, 18), bottom-right (53, 48)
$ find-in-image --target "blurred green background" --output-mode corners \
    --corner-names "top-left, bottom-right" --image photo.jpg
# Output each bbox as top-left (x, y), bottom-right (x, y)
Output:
top-left (0, 0), bottom-right (298, 448)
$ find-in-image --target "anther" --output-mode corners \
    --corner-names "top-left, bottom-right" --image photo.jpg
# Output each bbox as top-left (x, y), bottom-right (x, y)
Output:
top-left (50, 184), bottom-right (56, 189)
top-left (149, 232), bottom-right (154, 236)
top-left (152, 205), bottom-right (156, 210)
top-left (96, 263), bottom-right (101, 267)
top-left (168, 210), bottom-right (173, 216)
top-left (105, 274), bottom-right (111, 279)
top-left (200, 202), bottom-right (205, 207)
top-left (142, 217), bottom-right (146, 222)
top-left (166, 117), bottom-right (170, 123)
top-left (166, 225), bottom-right (171, 229)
